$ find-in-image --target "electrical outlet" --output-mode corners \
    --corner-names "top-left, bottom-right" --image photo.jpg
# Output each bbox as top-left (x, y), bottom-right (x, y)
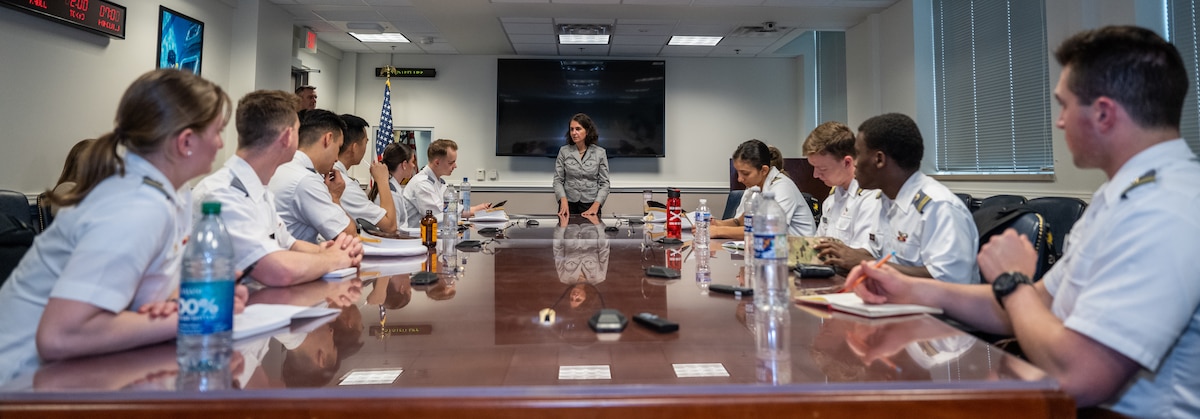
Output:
top-left (476, 168), bottom-right (485, 181)
top-left (488, 170), bottom-right (498, 180)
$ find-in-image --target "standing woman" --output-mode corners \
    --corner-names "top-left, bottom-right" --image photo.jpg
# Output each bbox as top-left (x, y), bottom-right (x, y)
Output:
top-left (0, 69), bottom-right (245, 380)
top-left (369, 143), bottom-right (418, 229)
top-left (710, 139), bottom-right (816, 238)
top-left (554, 113), bottom-right (610, 216)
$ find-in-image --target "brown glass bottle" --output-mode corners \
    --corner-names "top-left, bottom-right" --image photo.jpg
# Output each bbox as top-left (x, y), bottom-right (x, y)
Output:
top-left (421, 210), bottom-right (438, 248)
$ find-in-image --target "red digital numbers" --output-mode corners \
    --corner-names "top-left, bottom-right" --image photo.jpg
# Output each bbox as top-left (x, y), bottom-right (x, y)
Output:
top-left (98, 4), bottom-right (120, 22)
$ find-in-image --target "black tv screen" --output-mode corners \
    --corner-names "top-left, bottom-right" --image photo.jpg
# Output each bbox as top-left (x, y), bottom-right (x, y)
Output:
top-left (496, 59), bottom-right (666, 158)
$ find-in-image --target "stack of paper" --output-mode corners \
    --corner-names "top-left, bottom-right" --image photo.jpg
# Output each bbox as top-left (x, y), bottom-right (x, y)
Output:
top-left (796, 292), bottom-right (942, 318)
top-left (360, 232), bottom-right (427, 257)
top-left (471, 208), bottom-right (508, 222)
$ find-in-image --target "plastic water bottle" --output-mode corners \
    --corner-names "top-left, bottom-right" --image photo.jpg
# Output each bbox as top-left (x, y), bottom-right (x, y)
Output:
top-left (694, 198), bottom-right (711, 251)
top-left (442, 186), bottom-right (458, 240)
top-left (753, 191), bottom-right (789, 311)
top-left (177, 202), bottom-right (235, 391)
top-left (742, 186), bottom-right (762, 293)
top-left (695, 243), bottom-right (712, 290)
top-left (754, 307), bottom-right (792, 384)
top-left (460, 177), bottom-right (471, 217)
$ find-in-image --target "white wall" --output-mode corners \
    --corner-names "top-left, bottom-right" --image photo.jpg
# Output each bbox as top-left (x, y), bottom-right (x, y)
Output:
top-left (347, 54), bottom-right (800, 190)
top-left (0, 0), bottom-right (303, 195)
top-left (845, 0), bottom-right (1161, 200)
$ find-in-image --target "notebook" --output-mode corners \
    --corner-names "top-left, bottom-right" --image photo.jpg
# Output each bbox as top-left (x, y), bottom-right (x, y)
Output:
top-left (233, 303), bottom-right (341, 340)
top-left (795, 292), bottom-right (942, 318)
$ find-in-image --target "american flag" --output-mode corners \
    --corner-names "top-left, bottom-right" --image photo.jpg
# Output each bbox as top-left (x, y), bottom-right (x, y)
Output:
top-left (374, 78), bottom-right (393, 161)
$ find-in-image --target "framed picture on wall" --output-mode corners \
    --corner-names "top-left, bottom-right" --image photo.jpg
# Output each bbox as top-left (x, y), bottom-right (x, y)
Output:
top-left (157, 6), bottom-right (204, 75)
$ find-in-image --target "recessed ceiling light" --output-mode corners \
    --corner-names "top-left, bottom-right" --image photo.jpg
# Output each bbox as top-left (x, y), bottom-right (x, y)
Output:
top-left (668, 36), bottom-right (722, 46)
top-left (350, 32), bottom-right (410, 43)
top-left (559, 34), bottom-right (610, 45)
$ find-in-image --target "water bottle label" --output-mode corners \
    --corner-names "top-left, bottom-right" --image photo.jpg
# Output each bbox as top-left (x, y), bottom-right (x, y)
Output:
top-left (744, 215), bottom-right (753, 233)
top-left (178, 280), bottom-right (235, 336)
top-left (697, 211), bottom-right (710, 223)
top-left (753, 233), bottom-right (789, 259)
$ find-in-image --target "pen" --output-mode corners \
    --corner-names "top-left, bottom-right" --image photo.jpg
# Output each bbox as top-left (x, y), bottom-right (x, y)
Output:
top-left (838, 251), bottom-right (894, 293)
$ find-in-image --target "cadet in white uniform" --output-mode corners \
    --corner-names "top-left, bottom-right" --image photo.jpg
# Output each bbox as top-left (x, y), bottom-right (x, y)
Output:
top-left (849, 27), bottom-right (1200, 416)
top-left (193, 91), bottom-right (360, 287)
top-left (370, 142), bottom-right (419, 231)
top-left (400, 139), bottom-right (492, 227)
top-left (268, 109), bottom-right (356, 244)
top-left (851, 113), bottom-right (979, 284)
top-left (802, 121), bottom-right (882, 253)
top-left (334, 114), bottom-right (398, 233)
top-left (0, 70), bottom-right (240, 381)
top-left (711, 140), bottom-right (816, 239)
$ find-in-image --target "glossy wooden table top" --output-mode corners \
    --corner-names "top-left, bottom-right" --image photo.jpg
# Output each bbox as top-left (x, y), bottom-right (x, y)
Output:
top-left (0, 216), bottom-right (1072, 418)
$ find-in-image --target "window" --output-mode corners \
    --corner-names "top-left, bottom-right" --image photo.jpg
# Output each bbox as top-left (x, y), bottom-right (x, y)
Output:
top-left (1167, 0), bottom-right (1200, 153)
top-left (931, 0), bottom-right (1053, 174)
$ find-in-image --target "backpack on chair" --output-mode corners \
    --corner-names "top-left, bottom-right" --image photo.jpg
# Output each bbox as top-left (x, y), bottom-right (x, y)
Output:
top-left (972, 204), bottom-right (1055, 281)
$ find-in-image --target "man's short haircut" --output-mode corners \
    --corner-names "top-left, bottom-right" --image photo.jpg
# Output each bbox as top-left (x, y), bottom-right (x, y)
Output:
top-left (295, 85), bottom-right (316, 95)
top-left (857, 113), bottom-right (924, 171)
top-left (297, 109), bottom-right (347, 148)
top-left (802, 121), bottom-right (856, 158)
top-left (235, 90), bottom-right (300, 150)
top-left (1054, 25), bottom-right (1188, 130)
top-left (428, 138), bottom-right (458, 162)
top-left (338, 114), bottom-right (370, 154)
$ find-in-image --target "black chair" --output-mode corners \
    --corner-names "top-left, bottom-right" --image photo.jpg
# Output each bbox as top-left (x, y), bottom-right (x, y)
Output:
top-left (978, 194), bottom-right (1026, 211)
top-left (1023, 196), bottom-right (1088, 260)
top-left (0, 190), bottom-right (32, 227)
top-left (954, 193), bottom-right (982, 212)
top-left (721, 189), bottom-right (744, 220)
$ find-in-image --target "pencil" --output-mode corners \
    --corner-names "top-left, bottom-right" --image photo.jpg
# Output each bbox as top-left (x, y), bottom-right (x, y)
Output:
top-left (838, 251), bottom-right (895, 293)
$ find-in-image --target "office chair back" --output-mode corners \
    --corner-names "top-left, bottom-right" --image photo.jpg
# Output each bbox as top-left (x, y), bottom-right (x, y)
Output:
top-left (1024, 196), bottom-right (1088, 260)
top-left (954, 193), bottom-right (982, 212)
top-left (978, 194), bottom-right (1027, 212)
top-left (801, 192), bottom-right (821, 223)
top-left (0, 190), bottom-right (32, 227)
top-left (722, 189), bottom-right (745, 220)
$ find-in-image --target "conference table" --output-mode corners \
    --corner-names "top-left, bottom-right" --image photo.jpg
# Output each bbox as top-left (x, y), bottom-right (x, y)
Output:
top-left (0, 215), bottom-right (1073, 418)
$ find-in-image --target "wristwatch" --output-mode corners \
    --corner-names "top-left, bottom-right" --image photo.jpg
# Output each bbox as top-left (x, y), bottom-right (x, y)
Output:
top-left (992, 271), bottom-right (1033, 309)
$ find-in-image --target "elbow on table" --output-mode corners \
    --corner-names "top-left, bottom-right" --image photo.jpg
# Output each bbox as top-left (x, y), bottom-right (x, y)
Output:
top-left (35, 327), bottom-right (82, 362)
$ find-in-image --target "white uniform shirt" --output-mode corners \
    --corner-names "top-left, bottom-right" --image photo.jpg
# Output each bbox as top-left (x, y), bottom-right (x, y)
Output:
top-left (0, 153), bottom-right (189, 381)
top-left (1040, 140), bottom-right (1200, 418)
top-left (737, 167), bottom-right (816, 236)
top-left (192, 156), bottom-right (297, 273)
top-left (815, 178), bottom-right (882, 251)
top-left (268, 151), bottom-right (351, 243)
top-left (871, 172), bottom-right (979, 284)
top-left (334, 161), bottom-right (387, 226)
top-left (400, 165), bottom-right (447, 227)
top-left (374, 177), bottom-right (414, 230)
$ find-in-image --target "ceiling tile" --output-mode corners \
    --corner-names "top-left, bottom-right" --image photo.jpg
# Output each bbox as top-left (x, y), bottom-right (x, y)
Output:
top-left (508, 34), bottom-right (557, 43)
top-left (615, 24), bottom-right (674, 36)
top-left (659, 45), bottom-right (713, 56)
top-left (709, 45), bottom-right (764, 55)
top-left (612, 34), bottom-right (669, 45)
top-left (608, 45), bottom-right (663, 56)
top-left (502, 22), bottom-right (555, 34)
top-left (312, 9), bottom-right (385, 22)
top-left (620, 0), bottom-right (693, 5)
top-left (558, 44), bottom-right (611, 55)
top-left (692, 0), bottom-right (765, 5)
top-left (513, 43), bottom-right (561, 55)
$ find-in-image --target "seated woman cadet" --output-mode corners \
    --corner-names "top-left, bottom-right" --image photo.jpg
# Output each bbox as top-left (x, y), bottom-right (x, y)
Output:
top-left (711, 139), bottom-right (816, 238)
top-left (368, 143), bottom-right (418, 230)
top-left (554, 113), bottom-right (610, 216)
top-left (0, 69), bottom-right (247, 382)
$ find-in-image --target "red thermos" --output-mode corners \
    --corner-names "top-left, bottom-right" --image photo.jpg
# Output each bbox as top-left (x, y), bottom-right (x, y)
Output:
top-left (666, 188), bottom-right (682, 239)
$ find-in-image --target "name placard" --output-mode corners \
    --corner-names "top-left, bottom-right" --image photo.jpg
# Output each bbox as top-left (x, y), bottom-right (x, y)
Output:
top-left (376, 68), bottom-right (436, 78)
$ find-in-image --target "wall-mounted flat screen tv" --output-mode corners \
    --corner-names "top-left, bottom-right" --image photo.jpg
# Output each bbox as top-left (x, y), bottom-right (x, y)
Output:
top-left (496, 59), bottom-right (665, 158)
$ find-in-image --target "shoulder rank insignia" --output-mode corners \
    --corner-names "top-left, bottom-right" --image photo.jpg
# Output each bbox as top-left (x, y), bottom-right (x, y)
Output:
top-left (874, 191), bottom-right (883, 199)
top-left (141, 176), bottom-right (171, 200)
top-left (856, 187), bottom-right (865, 196)
top-left (230, 176), bottom-right (250, 198)
top-left (829, 186), bottom-right (836, 195)
top-left (911, 190), bottom-right (932, 214)
top-left (1120, 169), bottom-right (1156, 199)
